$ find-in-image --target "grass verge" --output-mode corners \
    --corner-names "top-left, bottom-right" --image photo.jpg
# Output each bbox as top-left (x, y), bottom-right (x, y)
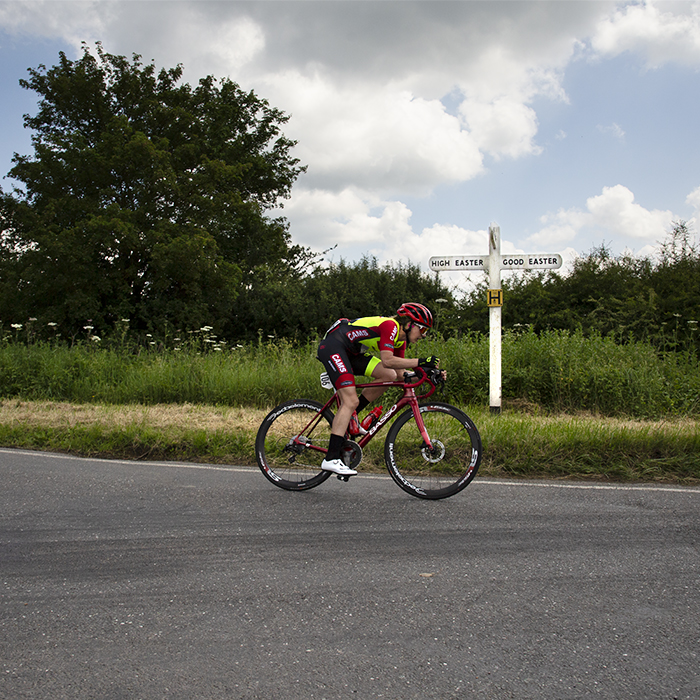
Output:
top-left (1, 400), bottom-right (698, 485)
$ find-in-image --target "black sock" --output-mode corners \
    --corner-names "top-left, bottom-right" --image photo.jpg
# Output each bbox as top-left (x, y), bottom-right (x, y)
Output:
top-left (326, 433), bottom-right (346, 461)
top-left (357, 394), bottom-right (370, 413)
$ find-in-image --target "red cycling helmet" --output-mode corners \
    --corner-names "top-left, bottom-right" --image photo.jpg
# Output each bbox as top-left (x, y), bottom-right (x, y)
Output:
top-left (396, 302), bottom-right (434, 328)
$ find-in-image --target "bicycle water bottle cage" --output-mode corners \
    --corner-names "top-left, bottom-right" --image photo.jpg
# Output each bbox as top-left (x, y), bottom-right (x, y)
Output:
top-left (320, 372), bottom-right (334, 390)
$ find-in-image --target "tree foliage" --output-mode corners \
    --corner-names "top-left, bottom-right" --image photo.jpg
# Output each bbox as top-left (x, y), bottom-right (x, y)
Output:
top-left (232, 256), bottom-right (455, 341)
top-left (0, 44), bottom-right (306, 335)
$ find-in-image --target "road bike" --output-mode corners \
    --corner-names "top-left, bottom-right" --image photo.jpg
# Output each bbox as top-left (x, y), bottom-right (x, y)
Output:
top-left (255, 367), bottom-right (482, 500)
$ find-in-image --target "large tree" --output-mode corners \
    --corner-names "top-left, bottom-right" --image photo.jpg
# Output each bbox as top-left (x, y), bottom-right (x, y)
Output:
top-left (0, 43), bottom-right (306, 335)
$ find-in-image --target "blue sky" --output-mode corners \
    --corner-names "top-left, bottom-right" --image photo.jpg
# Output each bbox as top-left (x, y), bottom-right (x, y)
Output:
top-left (1, 1), bottom-right (700, 293)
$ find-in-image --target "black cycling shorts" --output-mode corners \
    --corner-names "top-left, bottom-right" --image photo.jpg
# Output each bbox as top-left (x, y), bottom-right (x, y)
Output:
top-left (317, 336), bottom-right (376, 389)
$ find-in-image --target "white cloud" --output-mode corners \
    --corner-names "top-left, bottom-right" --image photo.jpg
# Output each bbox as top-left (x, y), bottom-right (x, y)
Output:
top-left (0, 1), bottom-right (266, 77)
top-left (586, 185), bottom-right (674, 239)
top-left (686, 185), bottom-right (700, 213)
top-left (592, 0), bottom-right (700, 67)
top-left (528, 185), bottom-right (676, 250)
top-left (382, 222), bottom-right (492, 292)
top-left (279, 187), bottom-right (418, 260)
top-left (0, 0), bottom-right (593, 198)
top-left (262, 72), bottom-right (484, 196)
top-left (528, 207), bottom-right (590, 248)
top-left (460, 97), bottom-right (541, 160)
top-left (0, 0), bottom-right (107, 45)
top-left (384, 222), bottom-right (488, 268)
top-left (179, 14), bottom-right (265, 75)
top-left (597, 122), bottom-right (626, 140)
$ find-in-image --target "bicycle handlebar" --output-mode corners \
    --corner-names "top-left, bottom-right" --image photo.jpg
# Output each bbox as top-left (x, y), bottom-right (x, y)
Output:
top-left (402, 366), bottom-right (445, 398)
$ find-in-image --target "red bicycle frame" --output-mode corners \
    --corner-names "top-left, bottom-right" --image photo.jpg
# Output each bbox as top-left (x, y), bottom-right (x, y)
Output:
top-left (295, 368), bottom-right (439, 456)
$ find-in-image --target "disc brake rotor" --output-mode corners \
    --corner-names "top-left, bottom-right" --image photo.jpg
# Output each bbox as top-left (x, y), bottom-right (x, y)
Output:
top-left (421, 439), bottom-right (446, 463)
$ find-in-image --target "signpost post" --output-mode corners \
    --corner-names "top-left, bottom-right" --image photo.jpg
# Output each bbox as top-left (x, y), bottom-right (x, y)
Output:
top-left (429, 224), bottom-right (562, 413)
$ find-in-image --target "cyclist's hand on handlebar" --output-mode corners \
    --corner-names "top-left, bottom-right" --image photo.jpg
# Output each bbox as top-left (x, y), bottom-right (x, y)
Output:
top-left (418, 355), bottom-right (440, 369)
top-left (430, 367), bottom-right (447, 383)
top-left (422, 365), bottom-right (447, 387)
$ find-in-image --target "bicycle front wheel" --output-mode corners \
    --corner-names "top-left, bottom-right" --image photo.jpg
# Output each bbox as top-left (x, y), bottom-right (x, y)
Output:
top-left (384, 402), bottom-right (482, 500)
top-left (255, 399), bottom-right (334, 491)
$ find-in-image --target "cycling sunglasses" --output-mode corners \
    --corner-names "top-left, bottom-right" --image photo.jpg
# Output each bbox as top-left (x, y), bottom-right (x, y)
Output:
top-left (413, 323), bottom-right (429, 337)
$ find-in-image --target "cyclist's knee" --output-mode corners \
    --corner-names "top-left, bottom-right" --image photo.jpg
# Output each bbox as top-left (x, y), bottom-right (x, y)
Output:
top-left (337, 386), bottom-right (360, 410)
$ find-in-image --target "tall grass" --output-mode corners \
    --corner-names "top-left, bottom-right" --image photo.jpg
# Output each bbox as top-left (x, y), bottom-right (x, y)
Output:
top-left (0, 330), bottom-right (698, 417)
top-left (502, 329), bottom-right (700, 416)
top-left (423, 329), bottom-right (700, 417)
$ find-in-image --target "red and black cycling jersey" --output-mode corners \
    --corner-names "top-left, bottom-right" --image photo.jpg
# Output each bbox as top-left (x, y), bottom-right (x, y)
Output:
top-left (324, 316), bottom-right (406, 358)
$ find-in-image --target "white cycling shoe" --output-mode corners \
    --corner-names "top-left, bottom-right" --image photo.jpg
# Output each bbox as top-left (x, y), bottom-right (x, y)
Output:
top-left (321, 458), bottom-right (357, 476)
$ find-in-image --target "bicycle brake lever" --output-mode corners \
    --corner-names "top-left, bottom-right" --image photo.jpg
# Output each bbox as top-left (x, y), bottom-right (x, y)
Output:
top-left (430, 368), bottom-right (446, 393)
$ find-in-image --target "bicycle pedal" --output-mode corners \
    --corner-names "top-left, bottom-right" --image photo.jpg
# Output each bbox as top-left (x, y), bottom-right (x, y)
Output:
top-left (336, 474), bottom-right (351, 482)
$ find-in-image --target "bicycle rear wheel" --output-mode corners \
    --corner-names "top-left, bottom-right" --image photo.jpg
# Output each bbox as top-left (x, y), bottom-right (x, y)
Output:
top-left (384, 402), bottom-right (482, 500)
top-left (255, 399), bottom-right (335, 491)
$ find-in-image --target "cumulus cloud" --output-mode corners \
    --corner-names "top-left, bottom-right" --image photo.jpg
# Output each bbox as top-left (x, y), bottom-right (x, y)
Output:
top-left (587, 185), bottom-right (674, 239)
top-left (527, 208), bottom-right (590, 248)
top-left (382, 222), bottom-right (494, 292)
top-left (0, 0), bottom-right (592, 199)
top-left (0, 1), bottom-right (267, 78)
top-left (261, 72), bottom-right (484, 195)
top-left (528, 185), bottom-right (676, 251)
top-left (591, 0), bottom-right (700, 67)
top-left (460, 97), bottom-right (541, 160)
top-left (0, 1), bottom-right (107, 44)
top-left (279, 187), bottom-right (414, 251)
top-left (384, 222), bottom-right (489, 268)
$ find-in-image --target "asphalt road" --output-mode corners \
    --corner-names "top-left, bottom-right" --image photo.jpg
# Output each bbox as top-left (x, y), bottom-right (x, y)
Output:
top-left (1, 448), bottom-right (699, 700)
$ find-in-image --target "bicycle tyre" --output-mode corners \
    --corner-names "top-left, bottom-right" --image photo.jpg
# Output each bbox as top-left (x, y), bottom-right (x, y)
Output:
top-left (384, 402), bottom-right (482, 500)
top-left (255, 399), bottom-right (334, 491)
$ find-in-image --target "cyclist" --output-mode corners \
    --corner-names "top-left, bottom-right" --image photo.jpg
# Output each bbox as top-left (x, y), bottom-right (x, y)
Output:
top-left (316, 302), bottom-right (440, 476)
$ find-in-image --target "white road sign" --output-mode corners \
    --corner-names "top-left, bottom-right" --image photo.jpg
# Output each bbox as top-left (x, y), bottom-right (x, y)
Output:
top-left (428, 256), bottom-right (488, 271)
top-left (429, 254), bottom-right (562, 271)
top-left (499, 254), bottom-right (562, 270)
